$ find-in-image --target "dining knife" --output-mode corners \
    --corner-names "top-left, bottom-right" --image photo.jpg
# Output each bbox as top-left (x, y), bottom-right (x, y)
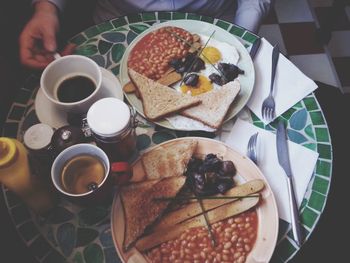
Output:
top-left (276, 120), bottom-right (303, 247)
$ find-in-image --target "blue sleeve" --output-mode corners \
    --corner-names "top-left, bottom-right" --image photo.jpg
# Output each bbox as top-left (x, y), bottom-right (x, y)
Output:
top-left (234, 0), bottom-right (271, 33)
top-left (32, 0), bottom-right (67, 12)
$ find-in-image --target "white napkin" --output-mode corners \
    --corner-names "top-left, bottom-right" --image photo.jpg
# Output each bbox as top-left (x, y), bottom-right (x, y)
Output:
top-left (225, 119), bottom-right (319, 222)
top-left (247, 38), bottom-right (318, 124)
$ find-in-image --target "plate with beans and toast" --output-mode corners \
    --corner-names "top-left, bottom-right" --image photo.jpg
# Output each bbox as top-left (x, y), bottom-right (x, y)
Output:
top-left (111, 137), bottom-right (278, 263)
top-left (119, 20), bottom-right (255, 131)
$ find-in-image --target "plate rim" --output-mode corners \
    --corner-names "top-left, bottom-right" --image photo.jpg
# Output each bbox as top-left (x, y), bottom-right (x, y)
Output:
top-left (111, 136), bottom-right (278, 263)
top-left (120, 20), bottom-right (255, 131)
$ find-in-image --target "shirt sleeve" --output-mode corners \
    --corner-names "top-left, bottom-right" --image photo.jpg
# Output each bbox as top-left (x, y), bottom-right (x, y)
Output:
top-left (32, 0), bottom-right (67, 12)
top-left (234, 0), bottom-right (271, 33)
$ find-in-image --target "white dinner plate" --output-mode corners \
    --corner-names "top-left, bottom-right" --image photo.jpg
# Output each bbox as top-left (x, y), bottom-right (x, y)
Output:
top-left (111, 137), bottom-right (278, 263)
top-left (119, 20), bottom-right (255, 130)
top-left (35, 67), bottom-right (124, 129)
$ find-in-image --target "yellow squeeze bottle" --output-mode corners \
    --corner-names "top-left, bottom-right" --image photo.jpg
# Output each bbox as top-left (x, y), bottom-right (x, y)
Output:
top-left (0, 137), bottom-right (55, 215)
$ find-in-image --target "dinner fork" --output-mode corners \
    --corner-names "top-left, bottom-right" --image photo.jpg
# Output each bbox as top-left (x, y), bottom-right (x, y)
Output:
top-left (247, 132), bottom-right (259, 164)
top-left (261, 44), bottom-right (280, 122)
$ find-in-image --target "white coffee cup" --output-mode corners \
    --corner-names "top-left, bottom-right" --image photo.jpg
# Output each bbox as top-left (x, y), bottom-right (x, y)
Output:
top-left (51, 143), bottom-right (131, 204)
top-left (51, 143), bottom-right (110, 198)
top-left (40, 55), bottom-right (103, 114)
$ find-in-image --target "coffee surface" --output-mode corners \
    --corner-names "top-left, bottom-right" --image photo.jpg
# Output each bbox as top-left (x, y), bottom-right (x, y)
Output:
top-left (57, 75), bottom-right (96, 103)
top-left (60, 154), bottom-right (105, 194)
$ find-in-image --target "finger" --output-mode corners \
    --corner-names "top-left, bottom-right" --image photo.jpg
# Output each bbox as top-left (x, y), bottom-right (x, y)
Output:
top-left (41, 27), bottom-right (57, 52)
top-left (23, 56), bottom-right (50, 69)
top-left (60, 43), bottom-right (77, 56)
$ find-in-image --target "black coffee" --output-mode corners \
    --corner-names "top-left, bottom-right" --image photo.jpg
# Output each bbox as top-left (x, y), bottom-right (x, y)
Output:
top-left (57, 75), bottom-right (96, 103)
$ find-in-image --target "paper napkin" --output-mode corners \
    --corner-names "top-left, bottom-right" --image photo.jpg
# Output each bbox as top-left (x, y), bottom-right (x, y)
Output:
top-left (225, 119), bottom-right (319, 222)
top-left (247, 38), bottom-right (318, 124)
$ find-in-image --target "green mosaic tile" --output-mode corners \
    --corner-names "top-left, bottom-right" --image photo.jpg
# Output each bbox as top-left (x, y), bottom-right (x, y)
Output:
top-left (313, 176), bottom-right (330, 194)
top-left (254, 122), bottom-right (265, 129)
top-left (2, 122), bottom-right (19, 138)
top-left (127, 14), bottom-right (142, 23)
top-left (276, 239), bottom-right (297, 261)
top-left (9, 105), bottom-right (25, 121)
top-left (270, 252), bottom-right (284, 263)
top-left (187, 13), bottom-right (201, 20)
top-left (308, 191), bottom-right (326, 212)
top-left (293, 101), bottom-right (303, 108)
top-left (111, 17), bottom-right (127, 28)
top-left (111, 65), bottom-right (120, 76)
top-left (69, 34), bottom-right (87, 45)
top-left (215, 20), bottom-right (230, 30)
top-left (97, 21), bottom-right (114, 32)
top-left (315, 128), bottom-right (330, 142)
top-left (18, 221), bottom-right (38, 242)
top-left (316, 160), bottom-right (331, 177)
top-left (84, 26), bottom-right (100, 38)
top-left (281, 107), bottom-right (297, 120)
top-left (300, 198), bottom-right (308, 210)
top-left (158, 12), bottom-right (171, 20)
top-left (171, 12), bottom-right (185, 20)
top-left (141, 12), bottom-right (156, 21)
top-left (16, 89), bottom-right (32, 104)
top-left (229, 25), bottom-right (245, 37)
top-left (304, 97), bottom-right (319, 111)
top-left (305, 124), bottom-right (315, 139)
top-left (242, 31), bottom-right (258, 44)
top-left (200, 15), bottom-right (214, 24)
top-left (310, 111), bottom-right (325, 125)
top-left (29, 236), bottom-right (52, 260)
top-left (317, 143), bottom-right (332, 159)
top-left (301, 207), bottom-right (318, 228)
top-left (303, 143), bottom-right (317, 151)
top-left (11, 205), bottom-right (31, 225)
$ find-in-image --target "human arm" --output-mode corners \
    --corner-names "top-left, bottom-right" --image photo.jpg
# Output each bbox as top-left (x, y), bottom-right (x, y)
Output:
top-left (234, 0), bottom-right (271, 33)
top-left (19, 0), bottom-right (65, 69)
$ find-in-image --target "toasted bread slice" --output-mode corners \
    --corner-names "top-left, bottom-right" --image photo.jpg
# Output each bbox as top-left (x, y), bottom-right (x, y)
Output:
top-left (121, 176), bottom-right (186, 251)
top-left (141, 139), bottom-right (197, 180)
top-left (181, 79), bottom-right (241, 129)
top-left (128, 69), bottom-right (201, 120)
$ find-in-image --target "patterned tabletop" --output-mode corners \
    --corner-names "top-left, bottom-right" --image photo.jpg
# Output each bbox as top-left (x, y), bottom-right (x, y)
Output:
top-left (1, 12), bottom-right (332, 263)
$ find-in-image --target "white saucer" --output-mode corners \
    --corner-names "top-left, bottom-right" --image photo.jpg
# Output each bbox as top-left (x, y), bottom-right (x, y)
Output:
top-left (35, 67), bottom-right (124, 129)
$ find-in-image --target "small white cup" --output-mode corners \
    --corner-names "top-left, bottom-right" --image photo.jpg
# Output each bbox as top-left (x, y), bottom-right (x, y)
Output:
top-left (51, 143), bottom-right (110, 198)
top-left (40, 55), bottom-right (103, 114)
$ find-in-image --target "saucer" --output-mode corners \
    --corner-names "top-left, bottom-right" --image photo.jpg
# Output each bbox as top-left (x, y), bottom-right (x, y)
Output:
top-left (35, 67), bottom-right (124, 129)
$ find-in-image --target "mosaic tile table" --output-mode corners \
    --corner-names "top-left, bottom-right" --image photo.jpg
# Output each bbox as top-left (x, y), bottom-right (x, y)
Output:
top-left (1, 12), bottom-right (332, 263)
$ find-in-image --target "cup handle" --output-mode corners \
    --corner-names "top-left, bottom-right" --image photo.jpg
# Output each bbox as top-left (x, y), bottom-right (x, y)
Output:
top-left (53, 53), bottom-right (61, 60)
top-left (111, 162), bottom-right (132, 185)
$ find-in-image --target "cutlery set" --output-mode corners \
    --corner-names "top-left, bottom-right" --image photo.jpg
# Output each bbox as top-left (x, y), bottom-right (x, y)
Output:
top-left (246, 120), bottom-right (303, 247)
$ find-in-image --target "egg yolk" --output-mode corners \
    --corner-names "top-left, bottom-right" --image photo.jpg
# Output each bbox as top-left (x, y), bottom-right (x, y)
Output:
top-left (200, 46), bottom-right (222, 64)
top-left (181, 75), bottom-right (213, 96)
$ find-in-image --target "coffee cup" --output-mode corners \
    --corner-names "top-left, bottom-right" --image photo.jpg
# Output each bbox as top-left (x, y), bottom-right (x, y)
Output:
top-left (51, 143), bottom-right (131, 204)
top-left (41, 55), bottom-right (104, 114)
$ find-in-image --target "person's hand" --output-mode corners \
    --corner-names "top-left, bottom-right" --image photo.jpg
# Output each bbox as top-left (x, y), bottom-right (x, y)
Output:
top-left (19, 1), bottom-right (60, 69)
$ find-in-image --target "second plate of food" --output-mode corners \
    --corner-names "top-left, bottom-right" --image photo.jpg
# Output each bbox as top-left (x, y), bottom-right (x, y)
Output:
top-left (119, 20), bottom-right (255, 131)
top-left (111, 137), bottom-right (278, 263)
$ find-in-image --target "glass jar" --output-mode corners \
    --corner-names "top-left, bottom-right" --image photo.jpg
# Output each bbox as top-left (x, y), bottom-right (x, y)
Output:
top-left (86, 98), bottom-right (137, 162)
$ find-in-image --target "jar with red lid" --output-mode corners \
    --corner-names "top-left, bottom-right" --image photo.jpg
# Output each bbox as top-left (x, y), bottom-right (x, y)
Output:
top-left (86, 98), bottom-right (137, 162)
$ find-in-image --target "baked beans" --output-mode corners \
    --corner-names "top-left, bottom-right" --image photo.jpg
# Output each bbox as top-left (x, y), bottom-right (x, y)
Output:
top-left (146, 210), bottom-right (258, 263)
top-left (128, 27), bottom-right (193, 80)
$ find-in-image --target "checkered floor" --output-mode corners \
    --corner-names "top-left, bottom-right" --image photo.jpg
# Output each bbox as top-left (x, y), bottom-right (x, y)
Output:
top-left (258, 0), bottom-right (350, 93)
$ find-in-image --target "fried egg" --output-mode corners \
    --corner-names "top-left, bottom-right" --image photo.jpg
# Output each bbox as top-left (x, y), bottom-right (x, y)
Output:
top-left (177, 34), bottom-right (240, 96)
top-left (180, 75), bottom-right (213, 96)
